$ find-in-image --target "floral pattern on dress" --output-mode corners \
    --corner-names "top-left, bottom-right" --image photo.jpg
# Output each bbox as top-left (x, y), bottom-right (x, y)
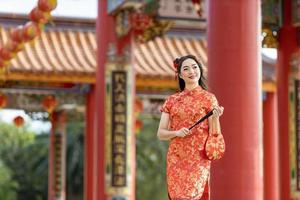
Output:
top-left (161, 86), bottom-right (218, 200)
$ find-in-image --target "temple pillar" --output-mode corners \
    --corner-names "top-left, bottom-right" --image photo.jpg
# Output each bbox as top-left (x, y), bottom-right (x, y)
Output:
top-left (263, 92), bottom-right (280, 200)
top-left (277, 0), bottom-right (297, 199)
top-left (48, 110), bottom-right (67, 200)
top-left (207, 0), bottom-right (263, 199)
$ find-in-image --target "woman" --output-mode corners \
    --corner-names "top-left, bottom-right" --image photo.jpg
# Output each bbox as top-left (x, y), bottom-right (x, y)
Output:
top-left (157, 55), bottom-right (224, 200)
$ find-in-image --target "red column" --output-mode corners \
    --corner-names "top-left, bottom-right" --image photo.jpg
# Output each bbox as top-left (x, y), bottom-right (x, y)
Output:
top-left (277, 0), bottom-right (297, 199)
top-left (85, 85), bottom-right (95, 200)
top-left (207, 0), bottom-right (263, 199)
top-left (48, 116), bottom-right (54, 200)
top-left (93, 0), bottom-right (116, 199)
top-left (48, 111), bottom-right (67, 200)
top-left (263, 92), bottom-right (280, 200)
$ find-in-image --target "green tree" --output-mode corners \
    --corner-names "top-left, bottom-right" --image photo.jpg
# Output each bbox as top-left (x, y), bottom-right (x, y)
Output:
top-left (0, 110), bottom-right (85, 200)
top-left (136, 115), bottom-right (169, 200)
top-left (65, 111), bottom-right (84, 200)
top-left (0, 123), bottom-right (48, 200)
top-left (0, 160), bottom-right (18, 200)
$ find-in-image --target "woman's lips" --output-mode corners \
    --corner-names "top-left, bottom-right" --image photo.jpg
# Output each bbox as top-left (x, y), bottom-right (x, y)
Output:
top-left (189, 75), bottom-right (197, 79)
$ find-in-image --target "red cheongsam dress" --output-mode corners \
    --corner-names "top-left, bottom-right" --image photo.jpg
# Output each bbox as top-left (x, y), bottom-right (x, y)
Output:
top-left (160, 86), bottom-right (218, 200)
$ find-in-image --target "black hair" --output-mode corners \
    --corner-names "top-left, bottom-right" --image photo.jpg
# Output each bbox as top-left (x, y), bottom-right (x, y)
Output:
top-left (173, 55), bottom-right (207, 91)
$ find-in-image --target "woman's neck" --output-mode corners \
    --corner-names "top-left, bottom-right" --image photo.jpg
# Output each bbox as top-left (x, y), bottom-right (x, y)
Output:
top-left (185, 84), bottom-right (199, 91)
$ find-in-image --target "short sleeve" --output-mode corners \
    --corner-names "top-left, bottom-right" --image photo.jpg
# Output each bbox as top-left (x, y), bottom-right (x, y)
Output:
top-left (210, 94), bottom-right (219, 108)
top-left (206, 93), bottom-right (219, 112)
top-left (160, 97), bottom-right (172, 113)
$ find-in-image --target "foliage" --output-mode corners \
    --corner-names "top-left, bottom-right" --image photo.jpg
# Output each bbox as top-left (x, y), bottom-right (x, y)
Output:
top-left (65, 111), bottom-right (84, 200)
top-left (0, 123), bottom-right (48, 200)
top-left (0, 110), bottom-right (84, 200)
top-left (0, 160), bottom-right (18, 200)
top-left (136, 115), bottom-right (169, 200)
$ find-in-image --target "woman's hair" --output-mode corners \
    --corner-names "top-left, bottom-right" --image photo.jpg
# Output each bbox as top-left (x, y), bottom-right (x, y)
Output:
top-left (173, 55), bottom-right (207, 91)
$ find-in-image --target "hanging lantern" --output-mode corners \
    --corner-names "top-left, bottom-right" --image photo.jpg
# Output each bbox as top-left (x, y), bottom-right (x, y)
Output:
top-left (23, 22), bottom-right (42, 41)
top-left (0, 93), bottom-right (7, 109)
top-left (38, 0), bottom-right (57, 12)
top-left (5, 39), bottom-right (24, 54)
top-left (135, 119), bottom-right (143, 134)
top-left (134, 98), bottom-right (143, 115)
top-left (13, 116), bottom-right (25, 127)
top-left (11, 26), bottom-right (26, 43)
top-left (42, 95), bottom-right (57, 113)
top-left (29, 7), bottom-right (51, 24)
top-left (0, 47), bottom-right (16, 61)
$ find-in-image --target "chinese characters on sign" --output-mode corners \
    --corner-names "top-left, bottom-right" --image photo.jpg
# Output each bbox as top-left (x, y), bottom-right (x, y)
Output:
top-left (290, 78), bottom-right (300, 198)
top-left (295, 80), bottom-right (300, 191)
top-left (111, 71), bottom-right (127, 187)
top-left (54, 133), bottom-right (63, 198)
top-left (158, 0), bottom-right (204, 20)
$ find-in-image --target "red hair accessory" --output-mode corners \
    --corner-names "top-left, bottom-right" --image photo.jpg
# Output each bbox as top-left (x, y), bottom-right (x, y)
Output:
top-left (173, 58), bottom-right (180, 71)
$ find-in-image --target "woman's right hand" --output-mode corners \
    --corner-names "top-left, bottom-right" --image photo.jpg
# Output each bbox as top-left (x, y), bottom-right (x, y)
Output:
top-left (175, 127), bottom-right (190, 137)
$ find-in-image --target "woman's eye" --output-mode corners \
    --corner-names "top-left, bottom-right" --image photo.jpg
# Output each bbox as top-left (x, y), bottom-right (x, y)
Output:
top-left (193, 66), bottom-right (197, 69)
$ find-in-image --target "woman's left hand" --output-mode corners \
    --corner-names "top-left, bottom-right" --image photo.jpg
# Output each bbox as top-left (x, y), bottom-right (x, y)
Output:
top-left (213, 106), bottom-right (224, 118)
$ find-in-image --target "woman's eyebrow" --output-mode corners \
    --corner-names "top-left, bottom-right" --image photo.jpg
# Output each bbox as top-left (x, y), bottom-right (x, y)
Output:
top-left (183, 64), bottom-right (197, 68)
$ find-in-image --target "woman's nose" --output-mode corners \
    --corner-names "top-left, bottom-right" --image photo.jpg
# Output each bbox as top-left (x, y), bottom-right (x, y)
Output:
top-left (190, 68), bottom-right (196, 73)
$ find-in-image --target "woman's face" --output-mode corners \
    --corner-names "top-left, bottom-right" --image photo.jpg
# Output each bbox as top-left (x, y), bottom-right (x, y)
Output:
top-left (179, 58), bottom-right (201, 85)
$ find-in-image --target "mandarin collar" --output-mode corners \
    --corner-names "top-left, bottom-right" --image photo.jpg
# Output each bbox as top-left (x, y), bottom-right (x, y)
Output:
top-left (182, 86), bottom-right (203, 96)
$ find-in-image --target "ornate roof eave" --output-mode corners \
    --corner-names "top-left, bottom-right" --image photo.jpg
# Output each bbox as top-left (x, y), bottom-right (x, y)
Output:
top-left (0, 24), bottom-right (276, 92)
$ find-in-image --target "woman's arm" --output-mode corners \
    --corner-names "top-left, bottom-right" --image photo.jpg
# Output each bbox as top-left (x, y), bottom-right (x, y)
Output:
top-left (157, 112), bottom-right (189, 140)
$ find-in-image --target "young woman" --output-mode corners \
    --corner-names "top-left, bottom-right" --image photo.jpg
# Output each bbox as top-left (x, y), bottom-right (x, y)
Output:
top-left (157, 55), bottom-right (224, 200)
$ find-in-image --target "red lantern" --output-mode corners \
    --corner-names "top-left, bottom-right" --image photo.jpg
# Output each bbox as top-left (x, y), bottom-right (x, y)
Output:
top-left (11, 26), bottom-right (26, 43)
top-left (23, 22), bottom-right (42, 41)
top-left (0, 93), bottom-right (7, 109)
top-left (134, 98), bottom-right (143, 114)
top-left (42, 95), bottom-right (57, 113)
top-left (5, 40), bottom-right (25, 53)
top-left (0, 47), bottom-right (16, 60)
top-left (135, 119), bottom-right (143, 134)
top-left (38, 0), bottom-right (57, 12)
top-left (13, 116), bottom-right (25, 127)
top-left (29, 7), bottom-right (51, 24)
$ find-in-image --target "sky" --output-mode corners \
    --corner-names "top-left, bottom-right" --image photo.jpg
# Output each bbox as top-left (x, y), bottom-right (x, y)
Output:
top-left (0, 0), bottom-right (97, 19)
top-left (0, 109), bottom-right (51, 134)
top-left (262, 48), bottom-right (277, 60)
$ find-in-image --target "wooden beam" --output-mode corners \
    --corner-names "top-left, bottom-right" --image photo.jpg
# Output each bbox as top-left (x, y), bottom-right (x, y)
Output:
top-left (2, 72), bottom-right (276, 92)
top-left (2, 72), bottom-right (96, 84)
top-left (136, 76), bottom-right (177, 89)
